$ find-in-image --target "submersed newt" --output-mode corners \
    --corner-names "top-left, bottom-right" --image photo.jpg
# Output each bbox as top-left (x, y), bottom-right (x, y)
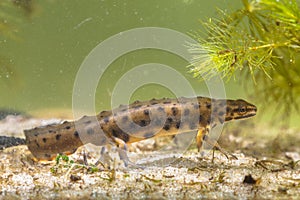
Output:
top-left (21, 96), bottom-right (257, 161)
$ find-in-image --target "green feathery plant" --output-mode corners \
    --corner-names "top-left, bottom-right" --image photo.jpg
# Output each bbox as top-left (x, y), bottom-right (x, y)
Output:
top-left (189, 0), bottom-right (300, 123)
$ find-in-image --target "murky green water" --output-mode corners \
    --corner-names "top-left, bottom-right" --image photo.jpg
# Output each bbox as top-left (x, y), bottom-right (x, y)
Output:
top-left (0, 0), bottom-right (245, 116)
top-left (0, 3), bottom-right (299, 199)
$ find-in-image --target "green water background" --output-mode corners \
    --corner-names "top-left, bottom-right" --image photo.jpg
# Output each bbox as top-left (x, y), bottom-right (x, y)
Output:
top-left (0, 0), bottom-right (245, 114)
top-left (7, 0), bottom-right (298, 130)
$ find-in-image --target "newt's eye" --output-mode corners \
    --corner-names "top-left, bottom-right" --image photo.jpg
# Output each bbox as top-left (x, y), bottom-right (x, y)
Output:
top-left (238, 106), bottom-right (247, 115)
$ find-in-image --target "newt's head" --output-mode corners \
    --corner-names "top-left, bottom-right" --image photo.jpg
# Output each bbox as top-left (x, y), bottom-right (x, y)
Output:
top-left (225, 99), bottom-right (257, 121)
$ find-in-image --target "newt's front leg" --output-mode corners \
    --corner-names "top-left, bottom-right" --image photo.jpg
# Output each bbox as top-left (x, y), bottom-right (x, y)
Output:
top-left (196, 126), bottom-right (208, 152)
top-left (196, 126), bottom-right (238, 160)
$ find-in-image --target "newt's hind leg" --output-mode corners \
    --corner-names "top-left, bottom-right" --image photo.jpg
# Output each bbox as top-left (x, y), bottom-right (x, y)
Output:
top-left (107, 137), bottom-right (129, 167)
top-left (112, 137), bottom-right (143, 168)
top-left (196, 126), bottom-right (237, 161)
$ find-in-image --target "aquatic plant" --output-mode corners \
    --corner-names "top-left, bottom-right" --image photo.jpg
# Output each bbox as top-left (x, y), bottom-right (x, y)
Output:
top-left (189, 0), bottom-right (300, 123)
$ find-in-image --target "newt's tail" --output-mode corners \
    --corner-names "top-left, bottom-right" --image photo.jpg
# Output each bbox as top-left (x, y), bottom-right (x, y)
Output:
top-left (0, 136), bottom-right (26, 150)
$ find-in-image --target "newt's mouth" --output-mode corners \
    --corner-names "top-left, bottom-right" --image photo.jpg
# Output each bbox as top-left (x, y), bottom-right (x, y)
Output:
top-left (233, 113), bottom-right (256, 120)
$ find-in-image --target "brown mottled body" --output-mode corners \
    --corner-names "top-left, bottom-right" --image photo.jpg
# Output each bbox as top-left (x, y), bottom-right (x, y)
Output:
top-left (25, 96), bottom-right (257, 161)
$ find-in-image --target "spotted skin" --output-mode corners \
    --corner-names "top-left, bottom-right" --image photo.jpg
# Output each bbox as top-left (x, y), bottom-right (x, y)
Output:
top-left (24, 97), bottom-right (257, 161)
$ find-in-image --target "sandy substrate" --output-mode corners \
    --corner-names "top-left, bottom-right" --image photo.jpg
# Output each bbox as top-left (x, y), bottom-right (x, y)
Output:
top-left (0, 115), bottom-right (299, 200)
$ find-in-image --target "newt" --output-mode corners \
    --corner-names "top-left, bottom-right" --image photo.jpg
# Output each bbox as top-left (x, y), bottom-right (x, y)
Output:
top-left (0, 96), bottom-right (257, 162)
